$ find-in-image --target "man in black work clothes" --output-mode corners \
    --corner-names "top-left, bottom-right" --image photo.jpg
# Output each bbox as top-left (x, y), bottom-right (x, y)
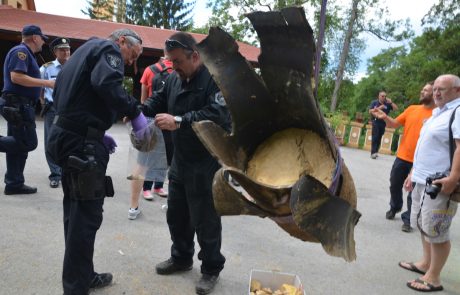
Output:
top-left (368, 91), bottom-right (398, 159)
top-left (0, 25), bottom-right (54, 195)
top-left (143, 32), bottom-right (231, 295)
top-left (46, 28), bottom-right (148, 295)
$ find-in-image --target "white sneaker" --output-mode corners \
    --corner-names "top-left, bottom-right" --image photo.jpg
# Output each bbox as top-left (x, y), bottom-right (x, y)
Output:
top-left (143, 190), bottom-right (155, 201)
top-left (371, 153), bottom-right (378, 159)
top-left (128, 207), bottom-right (141, 220)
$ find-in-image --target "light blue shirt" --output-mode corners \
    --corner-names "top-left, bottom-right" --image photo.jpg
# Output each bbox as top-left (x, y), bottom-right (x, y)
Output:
top-left (40, 59), bottom-right (63, 103)
top-left (412, 97), bottom-right (460, 184)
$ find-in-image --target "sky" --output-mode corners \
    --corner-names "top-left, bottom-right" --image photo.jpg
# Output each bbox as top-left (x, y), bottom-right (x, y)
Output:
top-left (34, 0), bottom-right (436, 80)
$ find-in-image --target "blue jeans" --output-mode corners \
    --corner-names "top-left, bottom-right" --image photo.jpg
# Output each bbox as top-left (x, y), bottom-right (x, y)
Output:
top-left (44, 106), bottom-right (61, 181)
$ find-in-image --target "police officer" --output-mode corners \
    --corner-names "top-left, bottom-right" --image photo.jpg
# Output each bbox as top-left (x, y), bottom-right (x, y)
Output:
top-left (0, 25), bottom-right (54, 195)
top-left (40, 37), bottom-right (71, 188)
top-left (143, 32), bottom-right (231, 295)
top-left (46, 29), bottom-right (148, 294)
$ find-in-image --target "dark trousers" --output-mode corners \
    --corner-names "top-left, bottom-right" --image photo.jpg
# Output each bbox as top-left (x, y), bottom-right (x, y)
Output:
top-left (44, 106), bottom-right (61, 181)
top-left (167, 160), bottom-right (225, 275)
top-left (143, 180), bottom-right (163, 190)
top-left (62, 172), bottom-right (104, 295)
top-left (389, 157), bottom-right (413, 224)
top-left (371, 122), bottom-right (386, 154)
top-left (0, 104), bottom-right (38, 189)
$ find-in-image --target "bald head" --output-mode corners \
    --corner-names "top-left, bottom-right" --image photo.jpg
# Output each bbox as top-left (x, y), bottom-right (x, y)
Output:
top-left (433, 74), bottom-right (460, 108)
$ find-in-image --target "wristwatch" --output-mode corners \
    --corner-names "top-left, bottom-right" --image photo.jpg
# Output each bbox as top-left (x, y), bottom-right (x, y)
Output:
top-left (174, 116), bottom-right (182, 129)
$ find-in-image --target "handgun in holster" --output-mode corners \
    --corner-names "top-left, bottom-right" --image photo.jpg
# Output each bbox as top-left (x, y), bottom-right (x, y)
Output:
top-left (67, 143), bottom-right (114, 200)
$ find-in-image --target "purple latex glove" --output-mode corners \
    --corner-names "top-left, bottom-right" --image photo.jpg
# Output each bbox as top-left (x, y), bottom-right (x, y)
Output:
top-left (103, 133), bottom-right (117, 154)
top-left (131, 113), bottom-right (148, 138)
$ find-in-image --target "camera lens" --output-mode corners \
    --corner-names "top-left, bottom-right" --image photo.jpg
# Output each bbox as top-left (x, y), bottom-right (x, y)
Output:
top-left (426, 184), bottom-right (441, 199)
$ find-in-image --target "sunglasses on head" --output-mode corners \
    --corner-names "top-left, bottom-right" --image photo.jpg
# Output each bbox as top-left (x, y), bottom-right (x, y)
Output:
top-left (124, 34), bottom-right (142, 45)
top-left (165, 39), bottom-right (193, 51)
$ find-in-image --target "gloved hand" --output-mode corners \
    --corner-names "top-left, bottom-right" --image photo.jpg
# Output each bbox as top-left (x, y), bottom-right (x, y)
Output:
top-left (131, 112), bottom-right (148, 138)
top-left (103, 133), bottom-right (117, 154)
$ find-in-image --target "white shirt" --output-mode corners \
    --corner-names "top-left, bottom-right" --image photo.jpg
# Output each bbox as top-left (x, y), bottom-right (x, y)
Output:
top-left (412, 97), bottom-right (460, 184)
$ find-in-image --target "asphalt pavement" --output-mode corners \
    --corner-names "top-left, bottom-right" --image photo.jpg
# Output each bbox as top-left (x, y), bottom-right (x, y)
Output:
top-left (0, 117), bottom-right (459, 295)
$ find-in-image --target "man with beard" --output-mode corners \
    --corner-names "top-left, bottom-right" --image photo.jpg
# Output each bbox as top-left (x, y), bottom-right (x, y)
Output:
top-left (142, 32), bottom-right (231, 295)
top-left (371, 82), bottom-right (435, 231)
top-left (0, 25), bottom-right (54, 195)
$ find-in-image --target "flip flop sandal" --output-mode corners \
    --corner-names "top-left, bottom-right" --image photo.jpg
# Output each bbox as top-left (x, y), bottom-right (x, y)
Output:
top-left (407, 278), bottom-right (443, 292)
top-left (398, 261), bottom-right (426, 275)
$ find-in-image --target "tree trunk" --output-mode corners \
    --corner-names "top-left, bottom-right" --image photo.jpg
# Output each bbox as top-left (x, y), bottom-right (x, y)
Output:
top-left (330, 0), bottom-right (359, 112)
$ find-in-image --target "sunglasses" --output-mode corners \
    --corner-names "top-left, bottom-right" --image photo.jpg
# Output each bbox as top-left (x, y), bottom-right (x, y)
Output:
top-left (165, 39), bottom-right (193, 51)
top-left (124, 34), bottom-right (142, 45)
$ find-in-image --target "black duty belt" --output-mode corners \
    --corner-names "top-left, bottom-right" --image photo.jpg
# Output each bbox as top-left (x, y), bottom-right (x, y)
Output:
top-left (53, 115), bottom-right (104, 141)
top-left (2, 93), bottom-right (35, 106)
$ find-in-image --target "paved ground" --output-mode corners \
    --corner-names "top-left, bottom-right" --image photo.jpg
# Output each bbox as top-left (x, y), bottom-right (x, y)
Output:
top-left (0, 118), bottom-right (459, 295)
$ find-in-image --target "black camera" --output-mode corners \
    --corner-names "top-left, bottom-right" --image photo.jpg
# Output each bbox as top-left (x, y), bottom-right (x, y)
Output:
top-left (426, 171), bottom-right (449, 199)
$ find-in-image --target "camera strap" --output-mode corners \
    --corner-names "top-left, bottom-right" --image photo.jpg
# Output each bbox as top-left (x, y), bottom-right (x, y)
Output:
top-left (417, 186), bottom-right (451, 238)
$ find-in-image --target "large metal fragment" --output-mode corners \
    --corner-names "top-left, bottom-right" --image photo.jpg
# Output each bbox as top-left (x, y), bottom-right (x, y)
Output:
top-left (193, 7), bottom-right (361, 261)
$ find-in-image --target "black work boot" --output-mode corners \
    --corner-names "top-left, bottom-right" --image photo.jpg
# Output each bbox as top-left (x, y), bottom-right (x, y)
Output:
top-left (195, 274), bottom-right (219, 294)
top-left (89, 273), bottom-right (113, 289)
top-left (155, 258), bottom-right (193, 275)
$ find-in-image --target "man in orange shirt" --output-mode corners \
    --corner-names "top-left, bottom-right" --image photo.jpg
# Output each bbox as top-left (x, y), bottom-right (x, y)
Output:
top-left (371, 82), bottom-right (435, 232)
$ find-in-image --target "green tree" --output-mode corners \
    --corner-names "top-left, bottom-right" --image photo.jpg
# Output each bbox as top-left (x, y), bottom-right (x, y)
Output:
top-left (329, 0), bottom-right (413, 112)
top-left (81, 0), bottom-right (115, 20)
top-left (125, 0), bottom-right (195, 30)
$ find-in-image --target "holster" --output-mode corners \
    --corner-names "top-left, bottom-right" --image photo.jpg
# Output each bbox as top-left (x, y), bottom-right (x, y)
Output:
top-left (66, 155), bottom-right (114, 201)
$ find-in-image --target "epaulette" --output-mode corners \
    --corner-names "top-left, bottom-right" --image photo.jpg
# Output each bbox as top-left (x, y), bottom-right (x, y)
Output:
top-left (42, 61), bottom-right (53, 68)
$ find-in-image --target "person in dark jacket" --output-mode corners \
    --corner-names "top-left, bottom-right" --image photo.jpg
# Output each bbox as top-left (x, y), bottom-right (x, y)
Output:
top-left (46, 29), bottom-right (148, 295)
top-left (142, 32), bottom-right (231, 295)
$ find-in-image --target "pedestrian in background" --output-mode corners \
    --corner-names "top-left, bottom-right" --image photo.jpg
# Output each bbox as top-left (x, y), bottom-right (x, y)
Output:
top-left (371, 83), bottom-right (435, 231)
top-left (368, 91), bottom-right (398, 159)
top-left (0, 25), bottom-right (54, 195)
top-left (40, 37), bottom-right (71, 188)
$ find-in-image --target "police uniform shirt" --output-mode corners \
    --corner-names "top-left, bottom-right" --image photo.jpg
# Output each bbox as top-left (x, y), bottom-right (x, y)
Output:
top-left (53, 37), bottom-right (140, 130)
top-left (40, 59), bottom-right (63, 103)
top-left (369, 99), bottom-right (393, 124)
top-left (2, 43), bottom-right (41, 100)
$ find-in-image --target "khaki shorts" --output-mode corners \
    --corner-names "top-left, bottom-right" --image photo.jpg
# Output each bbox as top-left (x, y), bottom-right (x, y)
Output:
top-left (410, 183), bottom-right (458, 243)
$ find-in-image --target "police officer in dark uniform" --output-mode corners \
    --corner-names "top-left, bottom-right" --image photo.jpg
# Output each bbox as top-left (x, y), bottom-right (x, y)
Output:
top-left (143, 32), bottom-right (231, 295)
top-left (0, 25), bottom-right (54, 195)
top-left (46, 29), bottom-right (148, 295)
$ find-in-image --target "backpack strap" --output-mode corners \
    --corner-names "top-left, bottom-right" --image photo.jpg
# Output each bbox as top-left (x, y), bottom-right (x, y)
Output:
top-left (449, 105), bottom-right (460, 166)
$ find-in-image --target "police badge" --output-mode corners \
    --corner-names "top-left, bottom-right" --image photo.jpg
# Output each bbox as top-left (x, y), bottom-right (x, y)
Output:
top-left (106, 54), bottom-right (121, 68)
top-left (17, 52), bottom-right (27, 60)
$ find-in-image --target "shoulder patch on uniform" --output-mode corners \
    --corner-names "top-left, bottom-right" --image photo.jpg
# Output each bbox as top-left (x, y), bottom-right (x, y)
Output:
top-left (17, 51), bottom-right (27, 60)
top-left (42, 61), bottom-right (53, 68)
top-left (214, 91), bottom-right (226, 106)
top-left (106, 54), bottom-right (121, 68)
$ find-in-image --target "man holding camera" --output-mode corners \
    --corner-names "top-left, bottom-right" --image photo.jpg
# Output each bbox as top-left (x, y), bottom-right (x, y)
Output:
top-left (400, 74), bottom-right (460, 292)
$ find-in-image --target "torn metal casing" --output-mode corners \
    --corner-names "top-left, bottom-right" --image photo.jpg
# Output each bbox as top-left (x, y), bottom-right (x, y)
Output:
top-left (193, 7), bottom-right (361, 261)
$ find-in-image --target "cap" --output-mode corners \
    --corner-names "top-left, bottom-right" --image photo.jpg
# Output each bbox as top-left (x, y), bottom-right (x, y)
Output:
top-left (22, 25), bottom-right (48, 40)
top-left (50, 37), bottom-right (71, 50)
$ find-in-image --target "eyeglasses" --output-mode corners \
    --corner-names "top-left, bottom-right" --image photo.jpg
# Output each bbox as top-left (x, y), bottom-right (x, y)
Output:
top-left (165, 39), bottom-right (193, 51)
top-left (433, 87), bottom-right (452, 93)
top-left (123, 34), bottom-right (142, 45)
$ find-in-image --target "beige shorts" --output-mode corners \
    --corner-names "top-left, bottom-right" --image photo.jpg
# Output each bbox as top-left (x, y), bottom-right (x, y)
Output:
top-left (410, 183), bottom-right (458, 243)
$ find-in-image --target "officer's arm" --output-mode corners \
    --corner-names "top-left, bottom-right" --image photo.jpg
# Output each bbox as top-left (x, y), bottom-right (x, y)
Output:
top-left (11, 72), bottom-right (54, 88)
top-left (91, 48), bottom-right (139, 119)
top-left (182, 83), bottom-right (231, 132)
top-left (142, 86), bottom-right (167, 117)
